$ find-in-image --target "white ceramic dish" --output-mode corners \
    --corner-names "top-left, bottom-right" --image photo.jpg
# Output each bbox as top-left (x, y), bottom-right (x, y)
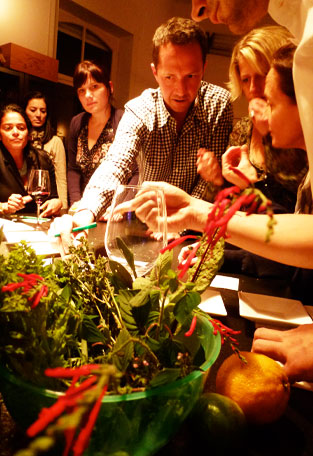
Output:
top-left (238, 291), bottom-right (312, 327)
top-left (198, 289), bottom-right (227, 316)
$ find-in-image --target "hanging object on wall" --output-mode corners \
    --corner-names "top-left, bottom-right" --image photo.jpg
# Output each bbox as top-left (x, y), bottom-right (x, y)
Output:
top-left (0, 43), bottom-right (59, 82)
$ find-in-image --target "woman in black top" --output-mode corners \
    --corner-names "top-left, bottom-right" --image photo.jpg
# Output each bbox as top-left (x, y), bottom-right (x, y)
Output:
top-left (0, 104), bottom-right (62, 216)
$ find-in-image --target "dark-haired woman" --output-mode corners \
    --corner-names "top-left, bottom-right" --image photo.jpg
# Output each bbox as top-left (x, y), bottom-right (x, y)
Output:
top-left (24, 91), bottom-right (68, 210)
top-left (67, 60), bottom-right (124, 209)
top-left (0, 104), bottom-right (62, 216)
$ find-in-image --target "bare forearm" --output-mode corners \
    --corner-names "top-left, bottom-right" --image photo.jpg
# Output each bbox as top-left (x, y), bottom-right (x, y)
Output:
top-left (227, 213), bottom-right (313, 269)
top-left (186, 201), bottom-right (313, 269)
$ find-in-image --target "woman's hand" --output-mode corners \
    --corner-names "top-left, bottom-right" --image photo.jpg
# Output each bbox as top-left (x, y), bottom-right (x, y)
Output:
top-left (252, 324), bottom-right (313, 383)
top-left (249, 98), bottom-right (269, 136)
top-left (222, 145), bottom-right (258, 188)
top-left (40, 198), bottom-right (62, 217)
top-left (5, 194), bottom-right (32, 214)
top-left (196, 148), bottom-right (224, 186)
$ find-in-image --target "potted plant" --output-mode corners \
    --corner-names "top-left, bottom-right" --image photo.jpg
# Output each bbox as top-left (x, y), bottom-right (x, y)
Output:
top-left (0, 183), bottom-right (274, 456)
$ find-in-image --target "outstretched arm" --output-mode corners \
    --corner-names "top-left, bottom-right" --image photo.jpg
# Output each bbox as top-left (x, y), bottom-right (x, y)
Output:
top-left (120, 181), bottom-right (313, 269)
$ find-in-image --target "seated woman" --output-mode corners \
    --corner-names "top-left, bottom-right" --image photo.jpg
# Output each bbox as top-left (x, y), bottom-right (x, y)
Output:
top-left (67, 60), bottom-right (124, 210)
top-left (198, 25), bottom-right (308, 213)
top-left (0, 104), bottom-right (62, 217)
top-left (23, 91), bottom-right (68, 210)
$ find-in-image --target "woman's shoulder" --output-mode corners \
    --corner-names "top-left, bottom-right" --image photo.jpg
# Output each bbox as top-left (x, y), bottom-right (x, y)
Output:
top-left (70, 112), bottom-right (90, 131)
top-left (111, 107), bottom-right (124, 133)
top-left (229, 116), bottom-right (252, 146)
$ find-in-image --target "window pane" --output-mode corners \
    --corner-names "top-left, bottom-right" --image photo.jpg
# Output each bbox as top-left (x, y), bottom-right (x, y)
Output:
top-left (0, 70), bottom-right (21, 105)
top-left (84, 42), bottom-right (112, 75)
top-left (57, 30), bottom-right (82, 77)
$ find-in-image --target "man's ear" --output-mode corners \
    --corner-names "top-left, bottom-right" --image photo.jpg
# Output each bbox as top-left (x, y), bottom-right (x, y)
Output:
top-left (202, 60), bottom-right (207, 77)
top-left (151, 63), bottom-right (157, 78)
top-left (108, 80), bottom-right (114, 95)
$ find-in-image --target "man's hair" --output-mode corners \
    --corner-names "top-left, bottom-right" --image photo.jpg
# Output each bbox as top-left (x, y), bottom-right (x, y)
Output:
top-left (227, 25), bottom-right (292, 101)
top-left (152, 17), bottom-right (207, 67)
top-left (271, 42), bottom-right (297, 103)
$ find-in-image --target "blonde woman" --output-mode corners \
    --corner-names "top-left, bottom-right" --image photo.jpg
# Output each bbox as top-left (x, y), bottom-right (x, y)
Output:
top-left (198, 25), bottom-right (308, 213)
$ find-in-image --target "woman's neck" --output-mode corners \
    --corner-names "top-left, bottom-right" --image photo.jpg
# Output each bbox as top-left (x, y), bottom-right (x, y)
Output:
top-left (89, 105), bottom-right (111, 127)
top-left (9, 148), bottom-right (24, 169)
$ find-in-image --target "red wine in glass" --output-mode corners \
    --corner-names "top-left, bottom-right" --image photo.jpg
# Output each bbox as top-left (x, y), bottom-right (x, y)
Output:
top-left (27, 169), bottom-right (51, 226)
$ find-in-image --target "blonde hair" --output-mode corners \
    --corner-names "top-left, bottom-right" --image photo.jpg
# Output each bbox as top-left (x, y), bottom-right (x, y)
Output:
top-left (227, 25), bottom-right (293, 101)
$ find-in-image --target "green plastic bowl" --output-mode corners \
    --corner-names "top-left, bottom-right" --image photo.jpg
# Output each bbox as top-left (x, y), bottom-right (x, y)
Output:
top-left (0, 319), bottom-right (221, 456)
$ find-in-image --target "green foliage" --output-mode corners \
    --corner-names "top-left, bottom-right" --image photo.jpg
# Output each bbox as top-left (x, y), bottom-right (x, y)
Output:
top-left (0, 236), bottom-right (222, 392)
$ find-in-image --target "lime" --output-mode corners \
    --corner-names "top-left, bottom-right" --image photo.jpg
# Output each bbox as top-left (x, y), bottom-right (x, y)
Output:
top-left (187, 392), bottom-right (246, 451)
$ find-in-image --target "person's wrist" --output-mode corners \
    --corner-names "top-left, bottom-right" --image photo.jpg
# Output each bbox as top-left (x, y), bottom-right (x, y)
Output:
top-left (73, 208), bottom-right (95, 227)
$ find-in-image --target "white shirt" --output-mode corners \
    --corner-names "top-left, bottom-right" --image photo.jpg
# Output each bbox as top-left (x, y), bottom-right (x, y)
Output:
top-left (269, 0), bottom-right (313, 199)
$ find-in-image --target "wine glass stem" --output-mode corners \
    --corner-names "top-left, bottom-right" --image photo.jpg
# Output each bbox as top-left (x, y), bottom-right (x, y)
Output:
top-left (36, 203), bottom-right (41, 225)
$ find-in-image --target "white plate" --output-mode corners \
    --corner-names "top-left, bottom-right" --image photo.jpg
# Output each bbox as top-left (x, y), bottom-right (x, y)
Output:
top-left (198, 289), bottom-right (227, 316)
top-left (210, 274), bottom-right (239, 291)
top-left (239, 291), bottom-right (312, 327)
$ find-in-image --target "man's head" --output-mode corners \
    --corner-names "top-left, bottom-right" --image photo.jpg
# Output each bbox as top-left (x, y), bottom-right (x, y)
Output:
top-left (152, 16), bottom-right (207, 67)
top-left (191, 0), bottom-right (269, 35)
top-left (151, 17), bottom-right (207, 124)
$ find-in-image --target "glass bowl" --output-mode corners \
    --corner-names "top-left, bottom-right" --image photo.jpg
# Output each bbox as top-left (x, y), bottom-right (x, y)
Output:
top-left (0, 319), bottom-right (221, 456)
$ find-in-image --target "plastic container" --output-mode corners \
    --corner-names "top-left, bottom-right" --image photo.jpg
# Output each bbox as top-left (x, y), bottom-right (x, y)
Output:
top-left (0, 319), bottom-right (221, 456)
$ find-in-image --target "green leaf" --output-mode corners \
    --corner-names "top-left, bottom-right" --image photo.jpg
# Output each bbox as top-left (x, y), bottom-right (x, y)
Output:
top-left (81, 315), bottom-right (108, 344)
top-left (117, 291), bottom-right (139, 332)
top-left (132, 276), bottom-right (153, 291)
top-left (112, 328), bottom-right (134, 372)
top-left (173, 291), bottom-right (201, 325)
top-left (149, 368), bottom-right (181, 388)
top-left (109, 259), bottom-right (133, 289)
top-left (149, 250), bottom-right (173, 283)
top-left (188, 238), bottom-right (225, 292)
top-left (116, 236), bottom-right (136, 278)
top-left (129, 288), bottom-right (150, 308)
top-left (60, 283), bottom-right (72, 302)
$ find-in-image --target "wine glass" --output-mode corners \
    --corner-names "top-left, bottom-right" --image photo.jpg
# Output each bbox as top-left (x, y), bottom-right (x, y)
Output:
top-left (27, 169), bottom-right (51, 226)
top-left (105, 185), bottom-right (167, 278)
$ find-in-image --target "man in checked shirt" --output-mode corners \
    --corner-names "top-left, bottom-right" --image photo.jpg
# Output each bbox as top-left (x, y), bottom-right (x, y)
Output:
top-left (62, 16), bottom-right (233, 231)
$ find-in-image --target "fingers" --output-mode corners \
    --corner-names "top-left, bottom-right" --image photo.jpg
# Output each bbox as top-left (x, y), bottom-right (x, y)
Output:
top-left (252, 327), bottom-right (287, 364)
top-left (248, 98), bottom-right (269, 135)
top-left (196, 149), bottom-right (223, 185)
top-left (49, 214), bottom-right (74, 258)
top-left (7, 194), bottom-right (25, 213)
top-left (222, 145), bottom-right (258, 188)
top-left (22, 195), bottom-right (32, 204)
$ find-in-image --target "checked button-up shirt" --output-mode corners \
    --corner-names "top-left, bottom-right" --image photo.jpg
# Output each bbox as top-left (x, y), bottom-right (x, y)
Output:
top-left (80, 81), bottom-right (233, 219)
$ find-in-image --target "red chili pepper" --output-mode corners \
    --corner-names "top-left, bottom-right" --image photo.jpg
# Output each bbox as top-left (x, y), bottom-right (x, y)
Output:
top-left (63, 427), bottom-right (77, 456)
top-left (178, 242), bottom-right (200, 279)
top-left (72, 384), bottom-right (108, 456)
top-left (215, 185), bottom-right (240, 202)
top-left (45, 364), bottom-right (101, 378)
top-left (229, 166), bottom-right (251, 186)
top-left (29, 285), bottom-right (46, 309)
top-left (64, 376), bottom-right (98, 398)
top-left (27, 398), bottom-right (68, 437)
top-left (160, 235), bottom-right (199, 254)
top-left (2, 282), bottom-right (27, 292)
top-left (184, 315), bottom-right (197, 337)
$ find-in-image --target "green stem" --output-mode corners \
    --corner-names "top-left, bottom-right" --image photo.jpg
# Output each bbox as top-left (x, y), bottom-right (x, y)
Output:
top-left (111, 337), bottom-right (159, 367)
top-left (156, 288), bottom-right (169, 340)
